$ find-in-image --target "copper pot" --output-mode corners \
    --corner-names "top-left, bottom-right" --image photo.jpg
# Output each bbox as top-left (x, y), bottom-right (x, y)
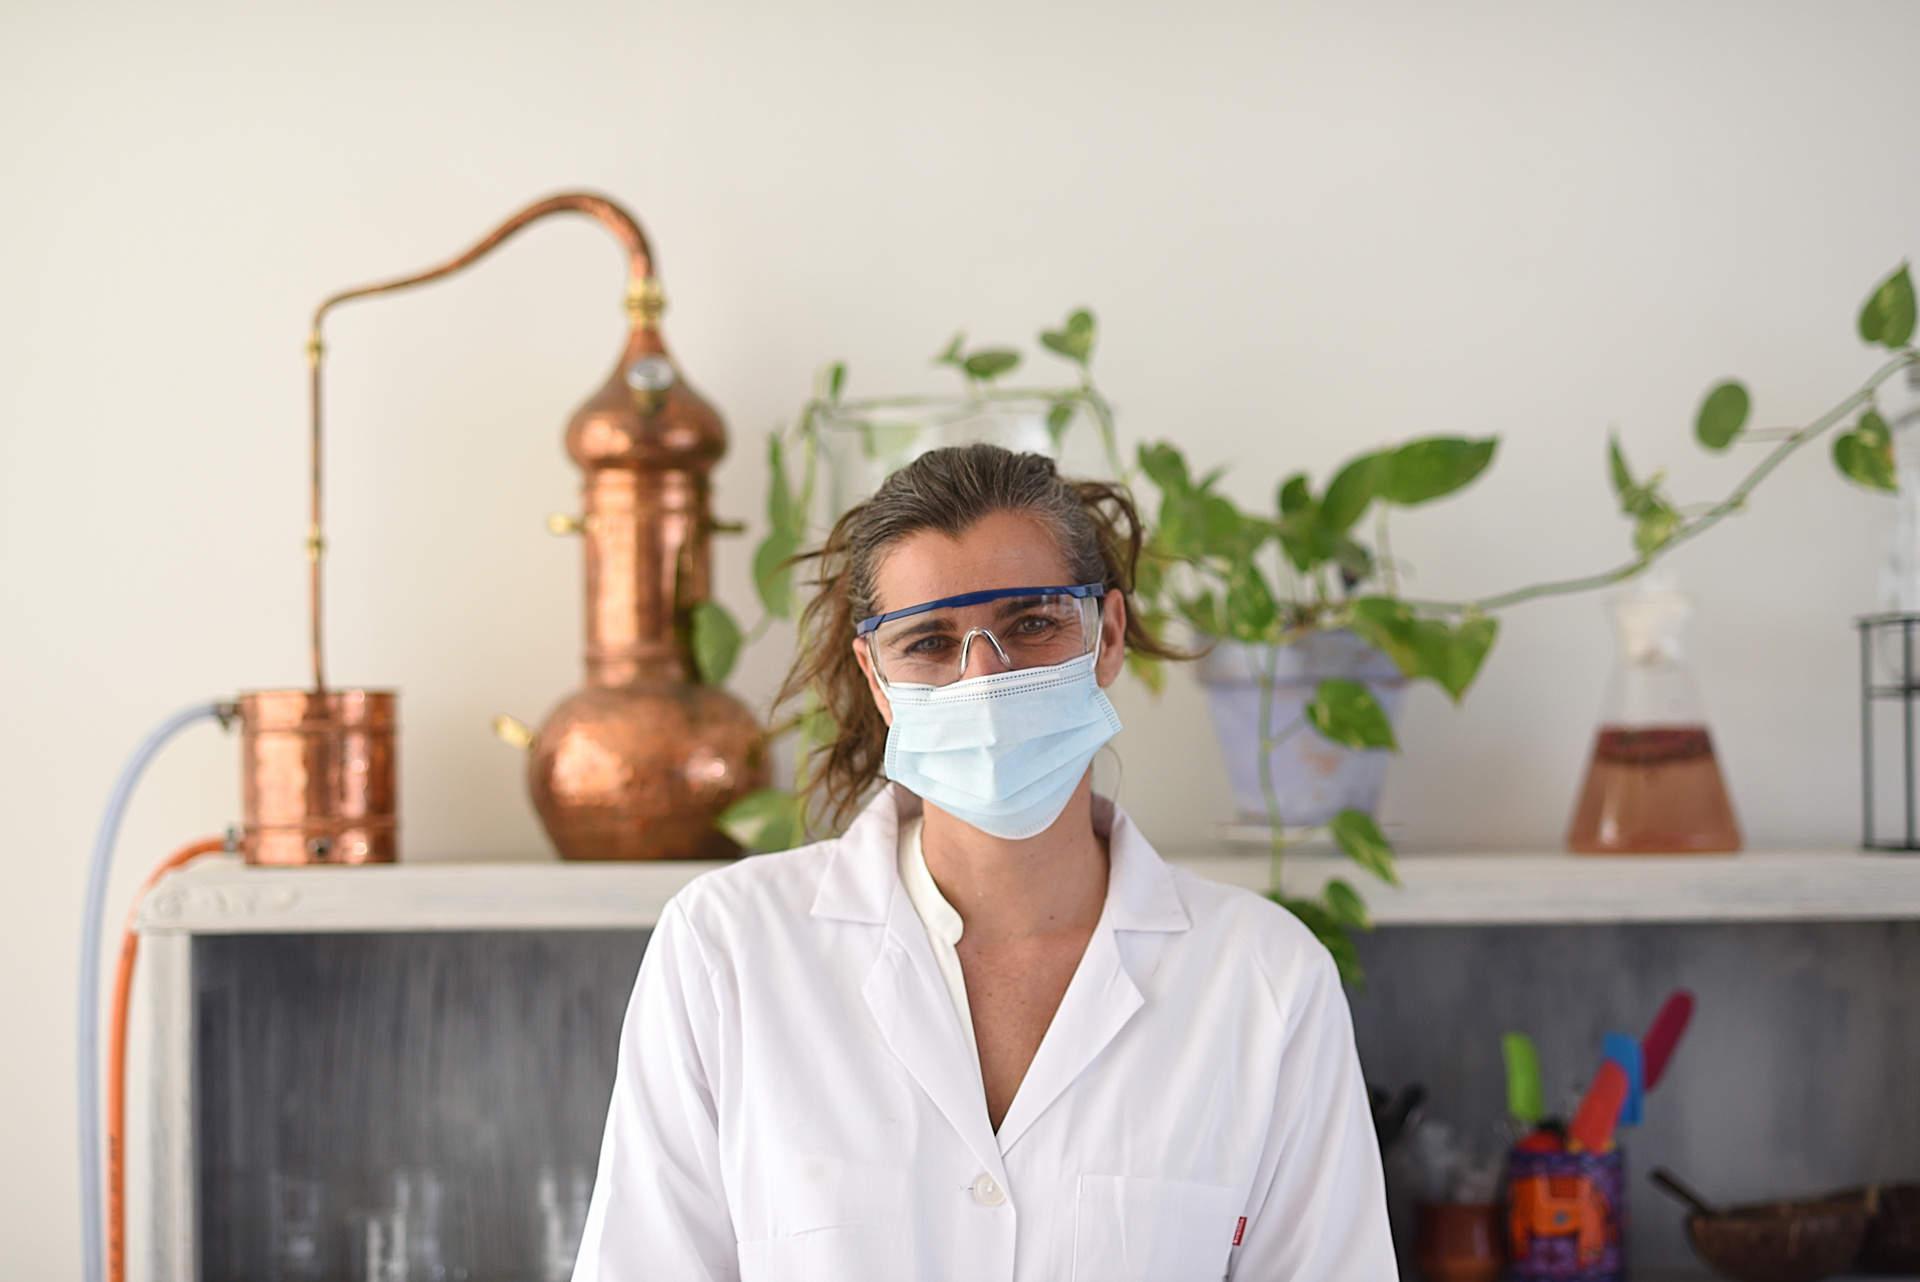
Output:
top-left (527, 316), bottom-right (767, 860)
top-left (239, 688), bottom-right (397, 864)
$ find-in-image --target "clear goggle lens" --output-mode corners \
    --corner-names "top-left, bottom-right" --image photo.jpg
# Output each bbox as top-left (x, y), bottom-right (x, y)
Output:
top-left (865, 591), bottom-right (1101, 687)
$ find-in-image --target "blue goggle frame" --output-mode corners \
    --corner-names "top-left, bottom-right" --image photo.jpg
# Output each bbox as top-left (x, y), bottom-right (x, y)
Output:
top-left (854, 583), bottom-right (1106, 638)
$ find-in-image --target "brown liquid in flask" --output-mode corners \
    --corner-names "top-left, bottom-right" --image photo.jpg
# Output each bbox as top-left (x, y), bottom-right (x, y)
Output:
top-left (1567, 577), bottom-right (1741, 854)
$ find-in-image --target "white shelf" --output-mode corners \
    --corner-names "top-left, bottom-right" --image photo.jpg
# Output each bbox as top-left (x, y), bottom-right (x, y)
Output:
top-left (135, 848), bottom-right (1920, 935)
top-left (1189, 847), bottom-right (1920, 926)
top-left (135, 857), bottom-right (727, 934)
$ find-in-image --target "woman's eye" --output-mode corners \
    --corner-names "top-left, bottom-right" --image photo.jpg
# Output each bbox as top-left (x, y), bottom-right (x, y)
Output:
top-left (1011, 615), bottom-right (1059, 637)
top-left (902, 635), bottom-right (954, 658)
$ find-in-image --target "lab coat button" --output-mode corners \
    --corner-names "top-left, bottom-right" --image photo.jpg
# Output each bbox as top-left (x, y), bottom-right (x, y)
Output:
top-left (971, 1173), bottom-right (1006, 1207)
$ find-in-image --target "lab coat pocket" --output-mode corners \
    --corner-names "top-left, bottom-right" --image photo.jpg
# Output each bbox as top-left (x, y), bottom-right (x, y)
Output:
top-left (735, 1157), bottom-right (908, 1282)
top-left (1072, 1174), bottom-right (1242, 1282)
top-left (737, 1224), bottom-right (906, 1282)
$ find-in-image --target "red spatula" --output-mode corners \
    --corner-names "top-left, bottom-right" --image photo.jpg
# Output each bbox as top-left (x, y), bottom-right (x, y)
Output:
top-left (1568, 1060), bottom-right (1629, 1153)
top-left (1642, 990), bottom-right (1695, 1091)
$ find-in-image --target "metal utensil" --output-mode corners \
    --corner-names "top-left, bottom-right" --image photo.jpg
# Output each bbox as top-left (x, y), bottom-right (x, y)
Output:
top-left (1651, 1167), bottom-right (1721, 1218)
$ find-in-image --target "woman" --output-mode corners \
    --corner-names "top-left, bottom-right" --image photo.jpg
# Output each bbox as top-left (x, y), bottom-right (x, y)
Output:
top-left (574, 445), bottom-right (1394, 1281)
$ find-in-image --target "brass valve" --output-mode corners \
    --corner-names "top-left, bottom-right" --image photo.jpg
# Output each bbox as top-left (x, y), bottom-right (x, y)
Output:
top-left (492, 714), bottom-right (535, 752)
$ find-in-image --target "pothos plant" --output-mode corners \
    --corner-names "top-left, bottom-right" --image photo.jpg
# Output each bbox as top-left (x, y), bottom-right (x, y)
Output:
top-left (685, 264), bottom-right (1916, 985)
top-left (1133, 260), bottom-right (1918, 983)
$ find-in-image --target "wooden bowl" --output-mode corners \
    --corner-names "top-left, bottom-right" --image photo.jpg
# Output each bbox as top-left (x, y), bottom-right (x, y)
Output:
top-left (1828, 1182), bottom-right (1920, 1274)
top-left (1685, 1199), bottom-right (1867, 1282)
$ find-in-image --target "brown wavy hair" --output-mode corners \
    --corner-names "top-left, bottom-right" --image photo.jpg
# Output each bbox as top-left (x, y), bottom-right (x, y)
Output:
top-left (775, 443), bottom-right (1184, 833)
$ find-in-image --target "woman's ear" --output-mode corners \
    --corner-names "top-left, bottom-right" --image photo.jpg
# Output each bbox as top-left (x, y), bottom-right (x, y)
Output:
top-left (852, 636), bottom-right (894, 726)
top-left (1095, 590), bottom-right (1127, 688)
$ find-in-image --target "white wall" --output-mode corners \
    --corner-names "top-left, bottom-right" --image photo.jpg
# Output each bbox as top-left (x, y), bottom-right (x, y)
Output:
top-left (6, 0), bottom-right (1919, 1271)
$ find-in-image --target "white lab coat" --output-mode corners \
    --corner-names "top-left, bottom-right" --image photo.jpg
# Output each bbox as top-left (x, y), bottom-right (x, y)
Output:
top-left (573, 785), bottom-right (1395, 1282)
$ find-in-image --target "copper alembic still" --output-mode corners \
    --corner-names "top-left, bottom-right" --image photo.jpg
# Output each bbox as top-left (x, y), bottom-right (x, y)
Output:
top-left (244, 191), bottom-right (766, 865)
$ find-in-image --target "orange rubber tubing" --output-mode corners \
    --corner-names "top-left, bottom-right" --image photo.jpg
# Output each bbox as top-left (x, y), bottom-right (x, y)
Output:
top-left (108, 837), bottom-right (226, 1282)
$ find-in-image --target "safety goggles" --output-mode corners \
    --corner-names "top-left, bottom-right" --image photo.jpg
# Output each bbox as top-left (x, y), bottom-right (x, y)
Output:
top-left (855, 583), bottom-right (1106, 687)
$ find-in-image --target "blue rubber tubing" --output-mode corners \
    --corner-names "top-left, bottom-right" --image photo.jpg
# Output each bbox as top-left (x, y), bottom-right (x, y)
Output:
top-left (77, 701), bottom-right (232, 1282)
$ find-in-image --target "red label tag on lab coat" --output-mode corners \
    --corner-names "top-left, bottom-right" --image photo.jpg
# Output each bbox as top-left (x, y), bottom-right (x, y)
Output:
top-left (1233, 1217), bottom-right (1247, 1246)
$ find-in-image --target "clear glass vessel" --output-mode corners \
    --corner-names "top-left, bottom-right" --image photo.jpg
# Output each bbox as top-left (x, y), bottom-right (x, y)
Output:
top-left (1566, 576), bottom-right (1742, 854)
top-left (815, 394), bottom-right (1115, 518)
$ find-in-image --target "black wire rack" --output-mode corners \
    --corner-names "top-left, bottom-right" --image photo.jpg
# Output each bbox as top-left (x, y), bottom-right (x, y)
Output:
top-left (1859, 613), bottom-right (1920, 850)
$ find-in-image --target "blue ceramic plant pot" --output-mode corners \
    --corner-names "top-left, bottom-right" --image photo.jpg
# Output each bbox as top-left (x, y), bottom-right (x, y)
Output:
top-left (1197, 630), bottom-right (1407, 830)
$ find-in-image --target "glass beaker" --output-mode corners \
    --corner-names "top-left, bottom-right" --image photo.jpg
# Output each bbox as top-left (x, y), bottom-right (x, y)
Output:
top-left (534, 1164), bottom-right (593, 1282)
top-left (267, 1169), bottom-right (325, 1282)
top-left (1566, 576), bottom-right (1742, 854)
top-left (347, 1168), bottom-right (468, 1282)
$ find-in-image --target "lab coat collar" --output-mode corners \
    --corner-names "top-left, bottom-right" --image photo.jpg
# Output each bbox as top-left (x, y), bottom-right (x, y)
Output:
top-left (810, 784), bottom-right (1192, 935)
top-left (821, 784), bottom-right (1194, 1162)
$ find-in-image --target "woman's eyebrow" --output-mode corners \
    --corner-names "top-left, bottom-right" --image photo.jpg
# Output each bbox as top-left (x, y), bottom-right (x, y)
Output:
top-left (992, 595), bottom-right (1051, 617)
top-left (889, 616), bottom-right (957, 640)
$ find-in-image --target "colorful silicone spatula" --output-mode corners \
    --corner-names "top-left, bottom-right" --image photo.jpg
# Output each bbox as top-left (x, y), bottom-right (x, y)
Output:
top-left (1568, 1060), bottom-right (1629, 1153)
top-left (1602, 1031), bottom-right (1645, 1127)
top-left (1642, 990), bottom-right (1695, 1091)
top-left (1502, 1032), bottom-right (1544, 1126)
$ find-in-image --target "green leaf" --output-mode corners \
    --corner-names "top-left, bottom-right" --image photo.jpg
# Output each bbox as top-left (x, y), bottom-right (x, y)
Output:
top-left (1634, 505), bottom-right (1682, 555)
top-left (1175, 590), bottom-right (1226, 638)
top-left (1296, 903), bottom-right (1364, 989)
top-left (1606, 435), bottom-right (1682, 552)
top-left (1045, 398), bottom-right (1075, 453)
top-left (934, 332), bottom-right (966, 367)
top-left (752, 528), bottom-right (799, 618)
top-left (1833, 424), bottom-right (1898, 492)
top-left (826, 361), bottom-right (846, 401)
top-left (1320, 452), bottom-right (1385, 532)
top-left (1329, 808), bottom-right (1400, 886)
top-left (1608, 434), bottom-right (1634, 499)
top-left (1278, 474), bottom-right (1313, 517)
top-left (1307, 678), bottom-right (1398, 751)
top-left (1138, 441), bottom-right (1192, 496)
top-left (1039, 309), bottom-right (1097, 365)
top-left (1859, 263), bottom-right (1917, 350)
top-left (1331, 533), bottom-right (1375, 586)
top-left (690, 599), bottom-right (743, 686)
top-left (1377, 437), bottom-right (1498, 506)
top-left (962, 348), bottom-right (1021, 381)
top-left (1694, 381), bottom-right (1750, 451)
top-left (1348, 596), bottom-right (1421, 676)
top-left (1224, 560), bottom-right (1280, 640)
top-left (1347, 599), bottom-right (1497, 701)
top-left (1860, 408), bottom-right (1893, 451)
top-left (1276, 512), bottom-right (1338, 574)
top-left (717, 787), bottom-right (807, 853)
top-left (1321, 877), bottom-right (1372, 930)
top-left (766, 434), bottom-right (793, 534)
top-left (1416, 614), bottom-right (1498, 702)
top-left (1277, 894), bottom-right (1365, 988)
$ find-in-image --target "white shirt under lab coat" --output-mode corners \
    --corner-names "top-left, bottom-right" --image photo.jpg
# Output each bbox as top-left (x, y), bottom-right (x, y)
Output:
top-left (573, 785), bottom-right (1395, 1282)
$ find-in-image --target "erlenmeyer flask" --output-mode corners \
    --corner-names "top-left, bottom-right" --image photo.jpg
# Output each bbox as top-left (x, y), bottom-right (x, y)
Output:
top-left (1566, 575), bottom-right (1742, 854)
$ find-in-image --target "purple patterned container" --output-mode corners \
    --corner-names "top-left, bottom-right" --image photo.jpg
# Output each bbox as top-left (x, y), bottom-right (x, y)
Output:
top-left (1506, 1148), bottom-right (1627, 1282)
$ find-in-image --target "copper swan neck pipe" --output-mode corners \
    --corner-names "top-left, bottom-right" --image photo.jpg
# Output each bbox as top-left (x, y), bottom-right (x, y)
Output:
top-left (302, 192), bottom-right (662, 692)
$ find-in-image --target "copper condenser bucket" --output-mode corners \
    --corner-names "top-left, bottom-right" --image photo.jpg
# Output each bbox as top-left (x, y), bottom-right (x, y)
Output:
top-left (239, 689), bottom-right (397, 865)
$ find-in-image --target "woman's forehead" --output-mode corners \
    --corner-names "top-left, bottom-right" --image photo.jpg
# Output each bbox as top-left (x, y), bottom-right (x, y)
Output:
top-left (869, 511), bottom-right (1073, 613)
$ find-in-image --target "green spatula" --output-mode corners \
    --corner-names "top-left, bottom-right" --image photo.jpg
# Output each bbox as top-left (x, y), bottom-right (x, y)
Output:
top-left (1502, 1031), bottom-right (1544, 1126)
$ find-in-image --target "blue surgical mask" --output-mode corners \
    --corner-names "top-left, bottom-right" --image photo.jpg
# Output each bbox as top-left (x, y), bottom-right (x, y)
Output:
top-left (882, 648), bottom-right (1122, 840)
